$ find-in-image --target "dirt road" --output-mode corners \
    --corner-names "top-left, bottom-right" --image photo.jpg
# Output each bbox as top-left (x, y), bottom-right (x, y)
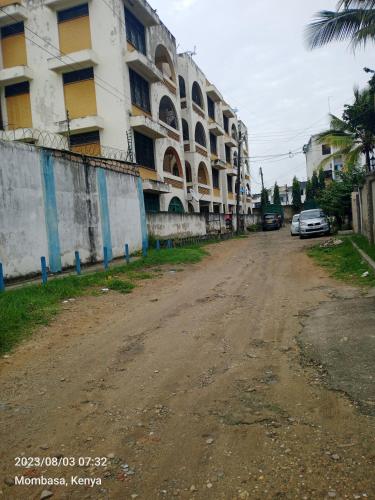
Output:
top-left (1, 230), bottom-right (374, 499)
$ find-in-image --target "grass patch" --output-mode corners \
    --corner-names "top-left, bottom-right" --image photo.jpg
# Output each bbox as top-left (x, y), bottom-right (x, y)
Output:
top-left (307, 237), bottom-right (375, 288)
top-left (0, 246), bottom-right (208, 355)
top-left (351, 234), bottom-right (375, 262)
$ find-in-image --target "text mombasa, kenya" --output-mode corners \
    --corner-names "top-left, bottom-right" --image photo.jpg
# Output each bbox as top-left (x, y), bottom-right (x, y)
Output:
top-left (15, 476), bottom-right (101, 487)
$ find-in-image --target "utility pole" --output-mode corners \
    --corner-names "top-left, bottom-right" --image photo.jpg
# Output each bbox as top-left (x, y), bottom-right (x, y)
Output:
top-left (236, 122), bottom-right (244, 235)
top-left (259, 167), bottom-right (264, 190)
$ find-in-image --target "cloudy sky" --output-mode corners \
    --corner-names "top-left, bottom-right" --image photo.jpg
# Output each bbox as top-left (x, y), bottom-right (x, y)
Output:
top-left (151, 0), bottom-right (373, 192)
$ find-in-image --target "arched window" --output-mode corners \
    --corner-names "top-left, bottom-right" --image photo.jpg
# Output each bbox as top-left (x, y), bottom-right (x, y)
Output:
top-left (195, 122), bottom-right (206, 147)
top-left (182, 119), bottom-right (189, 141)
top-left (188, 202), bottom-right (195, 213)
top-left (192, 81), bottom-right (204, 109)
top-left (179, 75), bottom-right (186, 98)
top-left (159, 96), bottom-right (178, 130)
top-left (168, 197), bottom-right (184, 213)
top-left (185, 161), bottom-right (192, 183)
top-left (198, 162), bottom-right (209, 185)
top-left (231, 123), bottom-right (238, 141)
top-left (155, 45), bottom-right (175, 82)
top-left (233, 151), bottom-right (238, 167)
top-left (163, 147), bottom-right (182, 177)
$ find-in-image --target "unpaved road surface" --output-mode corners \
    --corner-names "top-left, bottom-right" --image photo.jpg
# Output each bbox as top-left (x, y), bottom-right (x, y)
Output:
top-left (1, 230), bottom-right (374, 499)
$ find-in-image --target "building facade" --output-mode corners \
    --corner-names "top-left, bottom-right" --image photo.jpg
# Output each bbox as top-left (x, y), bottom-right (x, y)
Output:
top-left (304, 135), bottom-right (343, 181)
top-left (0, 0), bottom-right (251, 215)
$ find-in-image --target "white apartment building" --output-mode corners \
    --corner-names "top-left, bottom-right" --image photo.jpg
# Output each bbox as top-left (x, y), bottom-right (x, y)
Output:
top-left (0, 0), bottom-right (251, 215)
top-left (304, 134), bottom-right (343, 181)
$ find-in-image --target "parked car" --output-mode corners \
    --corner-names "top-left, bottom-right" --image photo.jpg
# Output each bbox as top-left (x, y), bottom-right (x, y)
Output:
top-left (290, 214), bottom-right (300, 236)
top-left (299, 209), bottom-right (330, 239)
top-left (262, 213), bottom-right (280, 231)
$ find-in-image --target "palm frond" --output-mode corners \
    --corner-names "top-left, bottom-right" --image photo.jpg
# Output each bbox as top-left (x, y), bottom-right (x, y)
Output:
top-left (306, 9), bottom-right (368, 49)
top-left (329, 113), bottom-right (353, 132)
top-left (352, 17), bottom-right (375, 46)
top-left (338, 0), bottom-right (375, 9)
top-left (316, 132), bottom-right (356, 149)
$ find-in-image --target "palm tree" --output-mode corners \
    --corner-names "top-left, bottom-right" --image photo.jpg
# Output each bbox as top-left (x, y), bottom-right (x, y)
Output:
top-left (316, 87), bottom-right (375, 172)
top-left (306, 0), bottom-right (375, 50)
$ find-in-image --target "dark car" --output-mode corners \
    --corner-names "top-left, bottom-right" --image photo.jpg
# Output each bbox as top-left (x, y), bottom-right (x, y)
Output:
top-left (262, 213), bottom-right (280, 231)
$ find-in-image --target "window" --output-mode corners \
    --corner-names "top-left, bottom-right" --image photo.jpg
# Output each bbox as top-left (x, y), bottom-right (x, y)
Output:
top-left (134, 131), bottom-right (155, 169)
top-left (159, 95), bottom-right (178, 130)
top-left (5, 81), bottom-right (32, 129)
top-left (212, 168), bottom-right (220, 189)
top-left (231, 124), bottom-right (237, 141)
top-left (168, 197), bottom-right (184, 213)
top-left (179, 75), bottom-right (186, 98)
top-left (322, 144), bottom-right (331, 155)
top-left (70, 130), bottom-right (100, 156)
top-left (225, 144), bottom-right (231, 163)
top-left (185, 162), bottom-right (192, 183)
top-left (1, 22), bottom-right (26, 68)
top-left (163, 147), bottom-right (182, 176)
top-left (63, 67), bottom-right (97, 119)
top-left (192, 81), bottom-right (204, 109)
top-left (144, 193), bottom-right (160, 213)
top-left (198, 163), bottom-right (209, 184)
top-left (125, 7), bottom-right (146, 54)
top-left (155, 45), bottom-right (175, 82)
top-left (209, 133), bottom-right (217, 155)
top-left (227, 174), bottom-right (233, 193)
top-left (233, 151), bottom-right (238, 167)
top-left (182, 119), bottom-right (189, 141)
top-left (207, 96), bottom-right (215, 120)
top-left (57, 4), bottom-right (91, 54)
top-left (63, 67), bottom-right (93, 85)
top-left (57, 4), bottom-right (89, 22)
top-left (129, 68), bottom-right (150, 112)
top-left (195, 122), bottom-right (206, 147)
top-left (223, 114), bottom-right (229, 133)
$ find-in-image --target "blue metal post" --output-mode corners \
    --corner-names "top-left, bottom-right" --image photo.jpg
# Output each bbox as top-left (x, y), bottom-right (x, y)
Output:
top-left (168, 239), bottom-right (172, 249)
top-left (41, 256), bottom-right (48, 285)
top-left (75, 251), bottom-right (81, 275)
top-left (125, 244), bottom-right (130, 264)
top-left (0, 263), bottom-right (4, 292)
top-left (103, 246), bottom-right (109, 270)
top-left (156, 240), bottom-right (160, 251)
top-left (142, 243), bottom-right (147, 258)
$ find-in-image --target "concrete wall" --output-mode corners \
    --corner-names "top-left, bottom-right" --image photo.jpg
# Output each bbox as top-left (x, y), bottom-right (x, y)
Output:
top-left (352, 174), bottom-right (375, 242)
top-left (147, 212), bottom-right (206, 239)
top-left (0, 141), bottom-right (145, 279)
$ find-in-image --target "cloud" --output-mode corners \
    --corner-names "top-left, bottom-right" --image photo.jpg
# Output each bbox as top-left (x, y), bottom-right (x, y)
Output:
top-left (171, 0), bottom-right (198, 12)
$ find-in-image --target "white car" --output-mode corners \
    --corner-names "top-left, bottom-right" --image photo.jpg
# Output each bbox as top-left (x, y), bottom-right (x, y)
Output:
top-left (299, 209), bottom-right (330, 239)
top-left (290, 214), bottom-right (300, 236)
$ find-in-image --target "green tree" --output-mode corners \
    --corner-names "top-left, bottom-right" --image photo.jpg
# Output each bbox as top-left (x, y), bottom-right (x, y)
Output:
top-left (291, 176), bottom-right (302, 212)
top-left (306, 0), bottom-right (375, 51)
top-left (316, 86), bottom-right (375, 173)
top-left (318, 168), bottom-right (326, 192)
top-left (261, 188), bottom-right (269, 212)
top-left (273, 182), bottom-right (281, 206)
top-left (317, 164), bottom-right (365, 226)
top-left (311, 171), bottom-right (320, 199)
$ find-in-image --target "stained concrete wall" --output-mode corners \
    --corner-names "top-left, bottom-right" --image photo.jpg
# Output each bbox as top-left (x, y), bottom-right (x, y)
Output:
top-left (352, 173), bottom-right (375, 242)
top-left (147, 212), bottom-right (206, 239)
top-left (0, 141), bottom-right (145, 279)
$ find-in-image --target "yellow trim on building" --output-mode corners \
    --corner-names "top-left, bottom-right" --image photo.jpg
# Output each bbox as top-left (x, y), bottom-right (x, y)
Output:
top-left (0, 0), bottom-right (19, 5)
top-left (1, 33), bottom-right (27, 68)
top-left (228, 193), bottom-right (234, 200)
top-left (138, 166), bottom-right (158, 181)
top-left (64, 79), bottom-right (97, 119)
top-left (127, 42), bottom-right (136, 52)
top-left (213, 188), bottom-right (221, 198)
top-left (6, 92), bottom-right (32, 129)
top-left (71, 142), bottom-right (101, 156)
top-left (58, 16), bottom-right (91, 54)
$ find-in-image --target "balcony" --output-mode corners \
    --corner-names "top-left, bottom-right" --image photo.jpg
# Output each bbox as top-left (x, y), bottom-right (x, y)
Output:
top-left (48, 49), bottom-right (98, 74)
top-left (130, 115), bottom-right (167, 139)
top-left (45, 0), bottom-right (92, 9)
top-left (142, 178), bottom-right (171, 194)
top-left (0, 65), bottom-right (32, 86)
top-left (0, 3), bottom-right (27, 27)
top-left (208, 120), bottom-right (224, 137)
top-left (125, 51), bottom-right (163, 83)
top-left (124, 0), bottom-right (159, 26)
top-left (211, 158), bottom-right (226, 170)
top-left (206, 83), bottom-right (223, 103)
top-left (54, 115), bottom-right (104, 135)
top-left (222, 104), bottom-right (236, 118)
top-left (224, 134), bottom-right (237, 148)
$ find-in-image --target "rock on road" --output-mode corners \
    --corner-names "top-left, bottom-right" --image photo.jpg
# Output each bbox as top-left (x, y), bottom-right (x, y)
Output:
top-left (0, 229), bottom-right (374, 499)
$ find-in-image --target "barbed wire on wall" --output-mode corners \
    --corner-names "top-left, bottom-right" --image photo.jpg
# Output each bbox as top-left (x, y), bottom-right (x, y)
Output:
top-left (0, 127), bottom-right (133, 164)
